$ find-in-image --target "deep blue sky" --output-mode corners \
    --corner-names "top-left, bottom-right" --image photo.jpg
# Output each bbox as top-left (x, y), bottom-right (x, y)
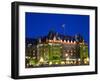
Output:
top-left (25, 12), bottom-right (89, 45)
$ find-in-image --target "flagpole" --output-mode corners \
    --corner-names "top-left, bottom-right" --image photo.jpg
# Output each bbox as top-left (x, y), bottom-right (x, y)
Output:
top-left (62, 24), bottom-right (65, 35)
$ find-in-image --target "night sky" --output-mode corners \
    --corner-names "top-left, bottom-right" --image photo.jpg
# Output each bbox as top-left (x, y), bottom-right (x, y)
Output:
top-left (25, 12), bottom-right (89, 45)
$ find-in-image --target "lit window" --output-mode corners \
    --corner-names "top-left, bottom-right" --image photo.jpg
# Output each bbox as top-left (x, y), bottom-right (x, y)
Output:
top-left (71, 40), bottom-right (73, 43)
top-left (65, 53), bottom-right (68, 57)
top-left (71, 53), bottom-right (73, 56)
top-left (64, 40), bottom-right (66, 43)
top-left (74, 41), bottom-right (76, 44)
top-left (67, 40), bottom-right (70, 43)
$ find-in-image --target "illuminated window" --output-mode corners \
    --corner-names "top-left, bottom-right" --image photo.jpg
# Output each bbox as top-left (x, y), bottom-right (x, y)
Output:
top-left (65, 53), bottom-right (68, 57)
top-left (67, 40), bottom-right (70, 43)
top-left (64, 40), bottom-right (66, 43)
top-left (71, 53), bottom-right (73, 56)
top-left (71, 40), bottom-right (73, 43)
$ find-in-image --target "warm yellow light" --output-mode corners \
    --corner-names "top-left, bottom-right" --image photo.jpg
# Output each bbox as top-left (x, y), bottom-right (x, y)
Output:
top-left (55, 62), bottom-right (58, 64)
top-left (49, 61), bottom-right (52, 65)
top-left (65, 61), bottom-right (68, 64)
top-left (65, 53), bottom-right (68, 57)
top-left (39, 57), bottom-right (44, 63)
top-left (84, 58), bottom-right (89, 64)
top-left (66, 58), bottom-right (69, 61)
top-left (86, 58), bottom-right (89, 62)
top-left (84, 61), bottom-right (87, 64)
top-left (49, 40), bottom-right (51, 42)
top-left (25, 56), bottom-right (28, 59)
top-left (67, 61), bottom-right (70, 64)
top-left (61, 61), bottom-right (65, 64)
top-left (71, 61), bottom-right (73, 64)
top-left (68, 61), bottom-right (71, 64)
top-left (67, 40), bottom-right (70, 43)
top-left (78, 58), bottom-right (81, 61)
top-left (53, 36), bottom-right (56, 42)
top-left (74, 41), bottom-right (76, 44)
top-left (60, 40), bottom-right (62, 42)
top-left (64, 40), bottom-right (66, 43)
top-left (28, 56), bottom-right (30, 59)
top-left (71, 40), bottom-right (73, 43)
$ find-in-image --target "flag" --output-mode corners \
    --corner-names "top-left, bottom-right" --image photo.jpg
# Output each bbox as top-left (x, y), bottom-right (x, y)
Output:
top-left (62, 24), bottom-right (65, 28)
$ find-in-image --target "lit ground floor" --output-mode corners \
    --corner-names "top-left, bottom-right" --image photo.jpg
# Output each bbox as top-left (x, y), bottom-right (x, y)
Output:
top-left (25, 43), bottom-right (89, 68)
